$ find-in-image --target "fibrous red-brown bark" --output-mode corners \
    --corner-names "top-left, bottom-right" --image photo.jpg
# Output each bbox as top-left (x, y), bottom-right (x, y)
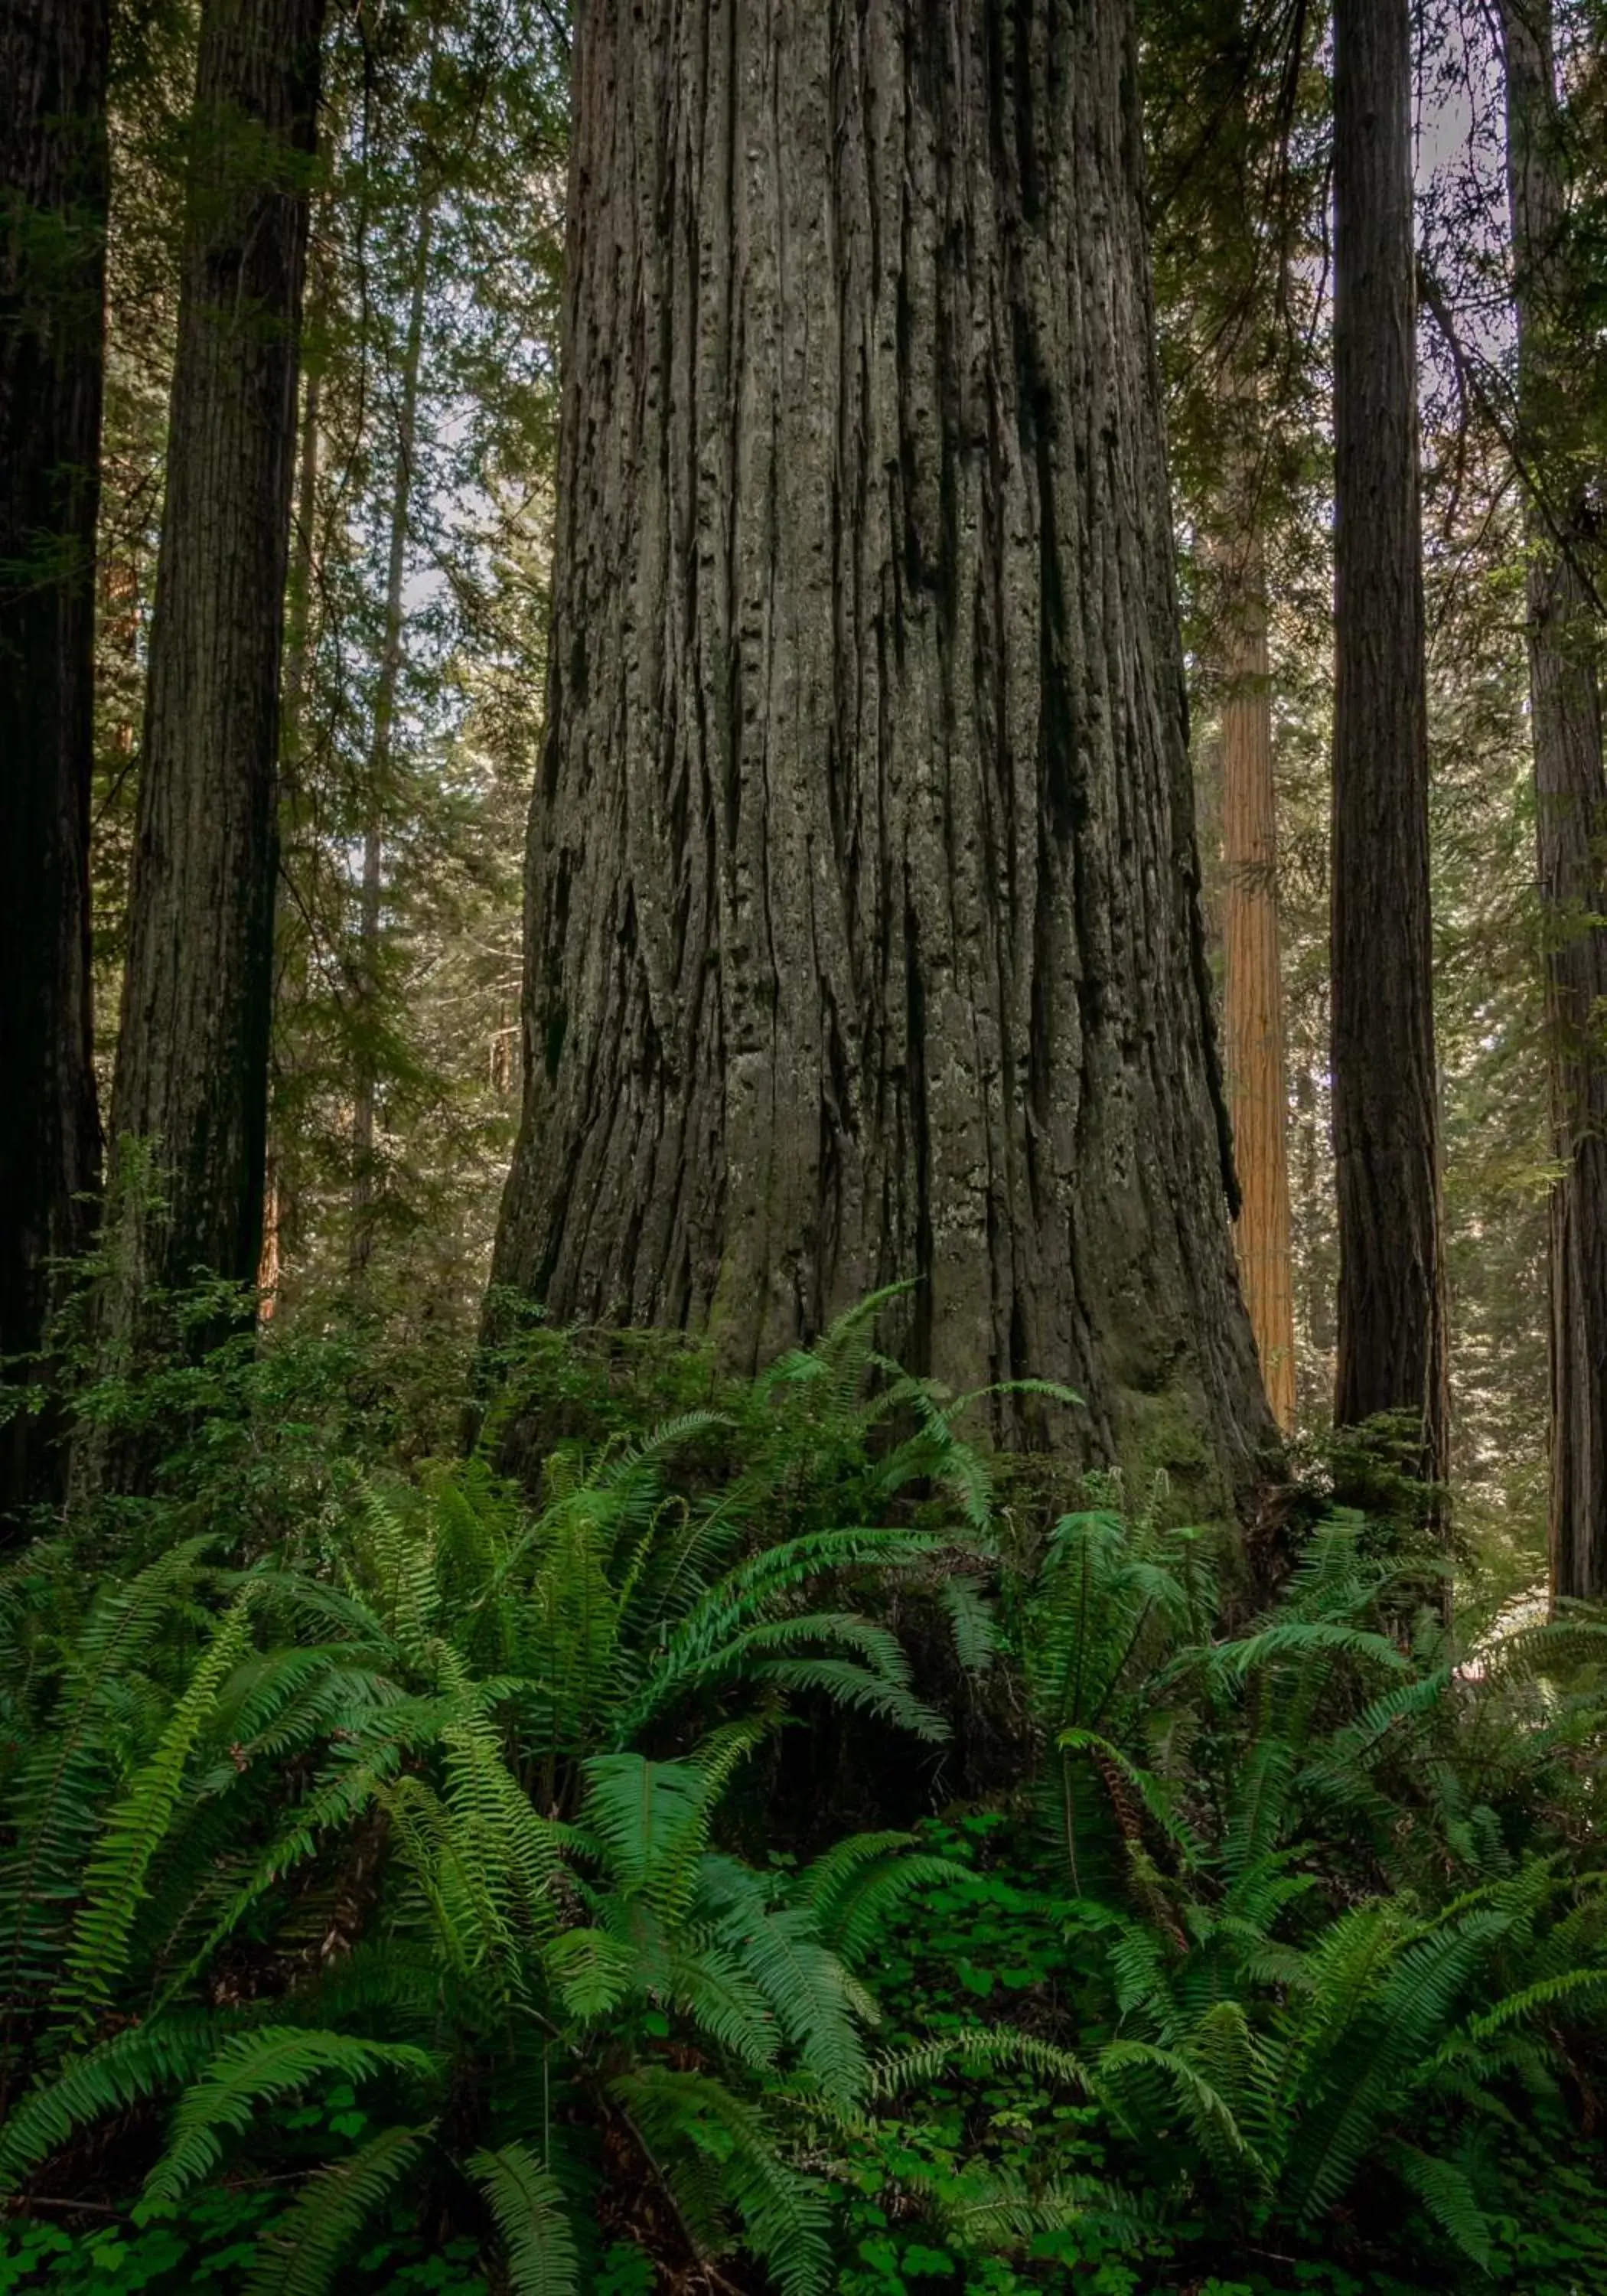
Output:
top-left (1217, 507), bottom-right (1296, 1433)
top-left (492, 0), bottom-right (1276, 1502)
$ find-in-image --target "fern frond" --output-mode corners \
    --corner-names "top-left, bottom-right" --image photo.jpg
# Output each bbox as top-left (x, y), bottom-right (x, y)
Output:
top-left (468, 2141), bottom-right (580, 2296)
top-left (58, 1591), bottom-right (256, 2033)
top-left (246, 2125), bottom-right (430, 2296)
top-left (143, 2029), bottom-right (438, 2206)
top-left (753, 1657), bottom-right (947, 1740)
top-left (871, 2027), bottom-right (1087, 2100)
top-left (0, 2013), bottom-right (219, 2191)
top-left (540, 1926), bottom-right (637, 2020)
top-left (1390, 2144), bottom-right (1492, 2270)
top-left (699, 1871), bottom-right (867, 2105)
top-left (614, 2066), bottom-right (831, 2296)
top-left (940, 1575), bottom-right (1000, 1671)
top-left (1214, 1619), bottom-right (1413, 1681)
top-left (797, 1833), bottom-right (971, 1962)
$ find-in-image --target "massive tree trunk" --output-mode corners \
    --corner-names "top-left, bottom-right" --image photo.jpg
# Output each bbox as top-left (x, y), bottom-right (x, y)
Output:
top-left (491, 0), bottom-right (1276, 1502)
top-left (1499, 0), bottom-right (1607, 1603)
top-left (1329, 0), bottom-right (1448, 1482)
top-left (108, 0), bottom-right (324, 1313)
top-left (0, 0), bottom-right (108, 1518)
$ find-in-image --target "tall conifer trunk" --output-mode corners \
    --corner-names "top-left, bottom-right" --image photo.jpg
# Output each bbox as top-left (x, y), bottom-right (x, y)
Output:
top-left (108, 0), bottom-right (325, 1317)
top-left (1212, 387), bottom-right (1296, 1433)
top-left (0, 0), bottom-right (108, 1518)
top-left (350, 195), bottom-right (435, 1282)
top-left (1329, 0), bottom-right (1448, 1483)
top-left (491, 0), bottom-right (1276, 1499)
top-left (259, 346), bottom-right (325, 1322)
top-left (1499, 0), bottom-right (1607, 1602)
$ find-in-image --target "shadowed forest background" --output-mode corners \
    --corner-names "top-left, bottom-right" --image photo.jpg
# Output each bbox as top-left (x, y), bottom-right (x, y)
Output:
top-left (23, 0), bottom-right (1596, 1575)
top-left (5, 0), bottom-right (1607, 2291)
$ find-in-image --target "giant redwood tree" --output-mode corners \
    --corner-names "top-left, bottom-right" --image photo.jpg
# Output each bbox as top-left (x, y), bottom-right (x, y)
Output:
top-left (1329, 0), bottom-right (1448, 1484)
top-left (109, 0), bottom-right (325, 1314)
top-left (1500, 0), bottom-right (1607, 1600)
top-left (0, 0), bottom-right (108, 1515)
top-left (491, 0), bottom-right (1276, 1499)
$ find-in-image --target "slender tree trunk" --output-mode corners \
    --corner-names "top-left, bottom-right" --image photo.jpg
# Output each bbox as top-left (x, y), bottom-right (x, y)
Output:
top-left (259, 351), bottom-right (324, 1322)
top-left (1211, 374), bottom-right (1296, 1433)
top-left (108, 0), bottom-right (325, 1321)
top-left (350, 195), bottom-right (435, 1282)
top-left (490, 0), bottom-right (1276, 1505)
top-left (1499, 0), bottom-right (1607, 1602)
top-left (1329, 0), bottom-right (1448, 1484)
top-left (282, 355), bottom-right (323, 798)
top-left (0, 0), bottom-right (108, 1520)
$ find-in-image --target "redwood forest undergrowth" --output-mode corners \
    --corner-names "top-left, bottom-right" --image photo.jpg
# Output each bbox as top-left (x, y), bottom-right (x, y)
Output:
top-left (1, 1296), bottom-right (1606, 2294)
top-left (7, 0), bottom-right (1607, 2288)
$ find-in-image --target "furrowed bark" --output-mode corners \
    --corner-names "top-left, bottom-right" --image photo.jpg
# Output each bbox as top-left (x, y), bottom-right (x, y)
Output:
top-left (108, 0), bottom-right (325, 1323)
top-left (1499, 0), bottom-right (1607, 1603)
top-left (0, 0), bottom-right (108, 1520)
top-left (1329, 0), bottom-right (1449, 1486)
top-left (491, 0), bottom-right (1276, 1505)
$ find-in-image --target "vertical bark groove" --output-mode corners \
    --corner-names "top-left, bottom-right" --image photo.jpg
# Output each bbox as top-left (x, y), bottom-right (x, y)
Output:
top-left (494, 0), bottom-right (1274, 1502)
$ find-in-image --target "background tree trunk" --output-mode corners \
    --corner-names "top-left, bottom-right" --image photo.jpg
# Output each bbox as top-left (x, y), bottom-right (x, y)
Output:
top-left (350, 194), bottom-right (435, 1283)
top-left (1217, 501), bottom-right (1297, 1433)
top-left (0, 0), bottom-right (108, 1518)
top-left (1499, 0), bottom-right (1607, 1602)
top-left (259, 339), bottom-right (324, 1323)
top-left (491, 0), bottom-right (1276, 1504)
top-left (108, 0), bottom-right (325, 1316)
top-left (1329, 0), bottom-right (1449, 1482)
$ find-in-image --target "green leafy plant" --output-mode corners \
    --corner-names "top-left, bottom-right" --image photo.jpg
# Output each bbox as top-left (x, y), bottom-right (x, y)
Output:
top-left (820, 1495), bottom-right (1607, 2289)
top-left (0, 1304), bottom-right (999, 2295)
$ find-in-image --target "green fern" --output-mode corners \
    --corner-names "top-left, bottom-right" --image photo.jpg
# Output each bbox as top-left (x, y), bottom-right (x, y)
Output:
top-left (0, 2013), bottom-right (219, 2191)
top-left (468, 2141), bottom-right (579, 2296)
top-left (143, 2030), bottom-right (439, 2205)
top-left (246, 2124), bottom-right (432, 2296)
top-left (614, 2065), bottom-right (832, 2296)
